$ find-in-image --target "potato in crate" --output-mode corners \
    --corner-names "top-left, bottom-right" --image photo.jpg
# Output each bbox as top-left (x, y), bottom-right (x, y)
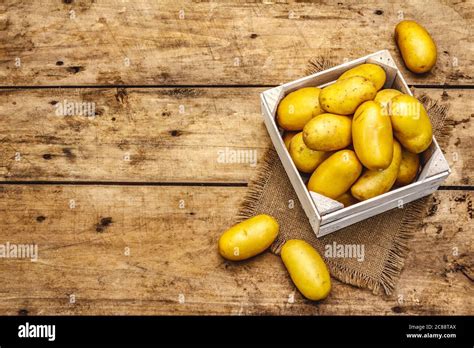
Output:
top-left (260, 50), bottom-right (450, 237)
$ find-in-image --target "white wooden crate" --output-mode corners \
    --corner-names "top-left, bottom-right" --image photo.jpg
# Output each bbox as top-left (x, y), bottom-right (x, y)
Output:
top-left (260, 50), bottom-right (451, 237)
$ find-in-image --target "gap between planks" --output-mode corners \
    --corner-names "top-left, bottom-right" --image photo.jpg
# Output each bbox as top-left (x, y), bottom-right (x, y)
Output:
top-left (0, 84), bottom-right (473, 90)
top-left (0, 181), bottom-right (472, 191)
top-left (0, 180), bottom-right (248, 187)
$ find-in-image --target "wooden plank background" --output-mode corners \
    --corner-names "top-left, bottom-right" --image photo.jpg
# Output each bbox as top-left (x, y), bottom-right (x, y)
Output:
top-left (0, 88), bottom-right (471, 185)
top-left (0, 0), bottom-right (473, 86)
top-left (0, 0), bottom-right (472, 315)
top-left (0, 187), bottom-right (472, 315)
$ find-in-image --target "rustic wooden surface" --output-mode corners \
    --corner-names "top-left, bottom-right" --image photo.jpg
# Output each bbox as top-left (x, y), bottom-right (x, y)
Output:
top-left (0, 187), bottom-right (472, 315)
top-left (0, 88), bottom-right (471, 185)
top-left (0, 0), bottom-right (472, 315)
top-left (0, 0), bottom-right (473, 86)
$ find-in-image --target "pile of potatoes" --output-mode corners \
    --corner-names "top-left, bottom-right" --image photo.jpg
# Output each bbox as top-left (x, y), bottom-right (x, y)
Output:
top-left (217, 20), bottom-right (437, 302)
top-left (279, 20), bottom-right (438, 205)
top-left (279, 62), bottom-right (433, 205)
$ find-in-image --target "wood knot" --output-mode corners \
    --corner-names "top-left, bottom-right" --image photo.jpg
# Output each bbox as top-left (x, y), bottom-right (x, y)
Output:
top-left (96, 217), bottom-right (113, 233)
top-left (18, 309), bottom-right (29, 316)
top-left (66, 66), bottom-right (84, 74)
top-left (115, 88), bottom-right (128, 105)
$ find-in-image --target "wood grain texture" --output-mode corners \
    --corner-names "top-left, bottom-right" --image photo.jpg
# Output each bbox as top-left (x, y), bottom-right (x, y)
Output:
top-left (413, 88), bottom-right (474, 186)
top-left (0, 88), bottom-right (269, 183)
top-left (0, 87), bottom-right (471, 185)
top-left (0, 0), bottom-right (472, 86)
top-left (0, 185), bottom-right (471, 315)
top-left (0, 0), bottom-right (471, 318)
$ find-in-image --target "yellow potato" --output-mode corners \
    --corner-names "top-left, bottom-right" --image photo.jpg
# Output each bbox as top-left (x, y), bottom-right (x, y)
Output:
top-left (395, 20), bottom-right (437, 74)
top-left (390, 94), bottom-right (433, 153)
top-left (352, 101), bottom-right (393, 170)
top-left (374, 89), bottom-right (403, 116)
top-left (396, 148), bottom-right (420, 186)
top-left (277, 87), bottom-right (323, 131)
top-left (338, 63), bottom-right (386, 91)
top-left (289, 132), bottom-right (330, 173)
top-left (218, 214), bottom-right (279, 261)
top-left (307, 150), bottom-right (362, 199)
top-left (302, 113), bottom-right (352, 151)
top-left (282, 131), bottom-right (298, 150)
top-left (319, 76), bottom-right (377, 115)
top-left (335, 192), bottom-right (359, 207)
top-left (351, 140), bottom-right (402, 201)
top-left (281, 239), bottom-right (331, 301)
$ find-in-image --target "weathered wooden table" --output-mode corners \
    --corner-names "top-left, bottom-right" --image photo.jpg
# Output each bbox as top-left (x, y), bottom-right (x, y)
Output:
top-left (0, 1), bottom-right (472, 315)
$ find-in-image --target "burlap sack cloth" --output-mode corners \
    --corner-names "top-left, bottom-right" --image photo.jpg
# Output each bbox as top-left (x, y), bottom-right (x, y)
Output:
top-left (237, 59), bottom-right (452, 295)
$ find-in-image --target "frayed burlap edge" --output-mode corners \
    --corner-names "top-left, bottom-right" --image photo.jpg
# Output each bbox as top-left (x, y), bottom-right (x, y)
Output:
top-left (373, 95), bottom-right (454, 295)
top-left (236, 147), bottom-right (433, 295)
top-left (236, 149), bottom-right (275, 222)
top-left (236, 58), bottom-right (454, 295)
